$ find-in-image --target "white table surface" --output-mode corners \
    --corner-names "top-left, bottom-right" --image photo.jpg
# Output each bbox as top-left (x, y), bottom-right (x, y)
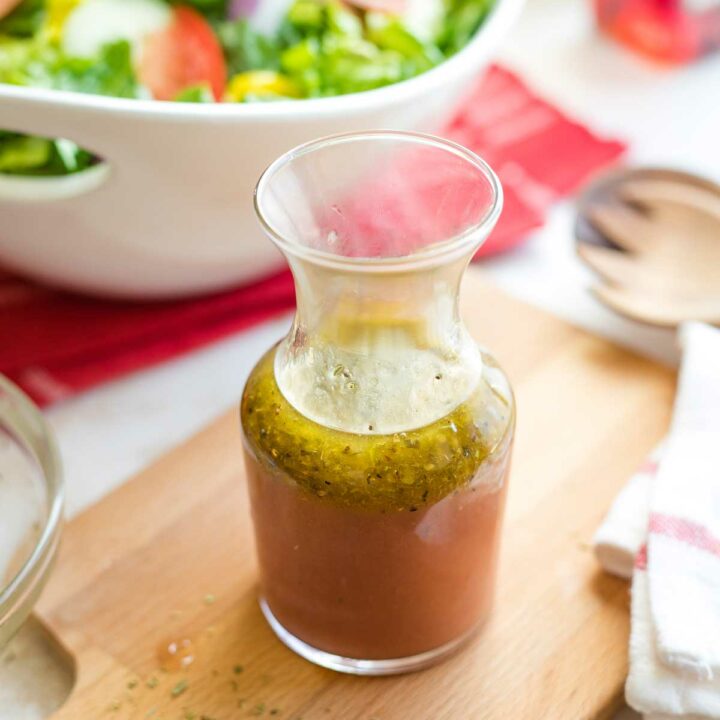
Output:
top-left (32, 0), bottom-right (720, 717)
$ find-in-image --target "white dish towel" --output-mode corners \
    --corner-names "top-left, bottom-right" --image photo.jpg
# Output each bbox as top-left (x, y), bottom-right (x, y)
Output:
top-left (593, 322), bottom-right (720, 720)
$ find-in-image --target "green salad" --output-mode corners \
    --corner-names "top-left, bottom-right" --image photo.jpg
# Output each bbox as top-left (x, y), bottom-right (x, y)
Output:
top-left (0, 0), bottom-right (494, 175)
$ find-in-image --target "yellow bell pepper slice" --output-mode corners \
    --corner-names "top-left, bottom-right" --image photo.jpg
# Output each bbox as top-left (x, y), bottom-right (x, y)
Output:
top-left (225, 71), bottom-right (302, 102)
top-left (44, 0), bottom-right (84, 43)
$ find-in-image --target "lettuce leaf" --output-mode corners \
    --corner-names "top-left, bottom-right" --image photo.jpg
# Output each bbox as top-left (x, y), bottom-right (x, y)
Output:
top-left (0, 38), bottom-right (141, 97)
top-left (176, 0), bottom-right (228, 23)
top-left (0, 0), bottom-right (45, 38)
top-left (438, 0), bottom-right (493, 55)
top-left (174, 83), bottom-right (215, 102)
top-left (47, 39), bottom-right (141, 97)
top-left (0, 131), bottom-right (94, 175)
top-left (217, 18), bottom-right (282, 75)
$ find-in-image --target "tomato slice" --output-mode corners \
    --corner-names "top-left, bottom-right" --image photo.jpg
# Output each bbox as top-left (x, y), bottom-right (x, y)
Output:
top-left (140, 5), bottom-right (227, 101)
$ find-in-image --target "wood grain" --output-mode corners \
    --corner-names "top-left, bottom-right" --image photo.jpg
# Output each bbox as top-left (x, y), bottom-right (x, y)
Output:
top-left (39, 270), bottom-right (676, 720)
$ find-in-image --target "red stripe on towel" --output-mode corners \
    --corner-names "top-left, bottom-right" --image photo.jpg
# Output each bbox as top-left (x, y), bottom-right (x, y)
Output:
top-left (649, 513), bottom-right (720, 559)
top-left (638, 459), bottom-right (659, 475)
top-left (635, 545), bottom-right (648, 570)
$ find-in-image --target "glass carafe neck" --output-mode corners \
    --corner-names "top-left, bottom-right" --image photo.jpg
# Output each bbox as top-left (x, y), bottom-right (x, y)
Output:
top-left (254, 131), bottom-right (503, 435)
top-left (275, 254), bottom-right (482, 435)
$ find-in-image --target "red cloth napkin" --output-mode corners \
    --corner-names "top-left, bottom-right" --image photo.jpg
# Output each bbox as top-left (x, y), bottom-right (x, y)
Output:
top-left (456, 65), bottom-right (626, 255)
top-left (0, 65), bottom-right (625, 407)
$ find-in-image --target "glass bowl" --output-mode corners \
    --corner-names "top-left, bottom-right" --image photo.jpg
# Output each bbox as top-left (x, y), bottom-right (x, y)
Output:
top-left (0, 375), bottom-right (63, 649)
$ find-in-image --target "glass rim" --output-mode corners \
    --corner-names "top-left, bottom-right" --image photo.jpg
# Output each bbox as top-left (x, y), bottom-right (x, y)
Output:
top-left (254, 130), bottom-right (504, 272)
top-left (0, 374), bottom-right (64, 644)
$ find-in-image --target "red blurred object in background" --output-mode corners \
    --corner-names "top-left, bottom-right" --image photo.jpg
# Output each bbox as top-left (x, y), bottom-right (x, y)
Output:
top-left (594, 0), bottom-right (720, 63)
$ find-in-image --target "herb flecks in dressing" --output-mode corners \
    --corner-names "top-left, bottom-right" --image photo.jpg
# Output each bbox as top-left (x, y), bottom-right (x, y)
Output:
top-left (241, 347), bottom-right (512, 512)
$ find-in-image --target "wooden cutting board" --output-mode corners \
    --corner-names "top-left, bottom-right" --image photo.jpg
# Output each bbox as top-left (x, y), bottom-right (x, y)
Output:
top-left (39, 270), bottom-right (675, 720)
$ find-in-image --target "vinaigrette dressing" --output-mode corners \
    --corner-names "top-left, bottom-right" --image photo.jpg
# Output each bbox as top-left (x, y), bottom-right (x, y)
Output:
top-left (242, 345), bottom-right (512, 512)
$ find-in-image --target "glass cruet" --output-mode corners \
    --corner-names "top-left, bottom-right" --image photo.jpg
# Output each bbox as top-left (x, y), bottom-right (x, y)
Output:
top-left (241, 131), bottom-right (514, 675)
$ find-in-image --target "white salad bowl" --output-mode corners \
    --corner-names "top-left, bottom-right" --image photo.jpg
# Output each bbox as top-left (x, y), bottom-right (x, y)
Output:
top-left (0, 0), bottom-right (522, 299)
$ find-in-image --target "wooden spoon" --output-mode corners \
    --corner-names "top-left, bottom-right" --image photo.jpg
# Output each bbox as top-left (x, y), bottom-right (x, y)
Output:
top-left (575, 169), bottom-right (720, 327)
top-left (591, 285), bottom-right (720, 327)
